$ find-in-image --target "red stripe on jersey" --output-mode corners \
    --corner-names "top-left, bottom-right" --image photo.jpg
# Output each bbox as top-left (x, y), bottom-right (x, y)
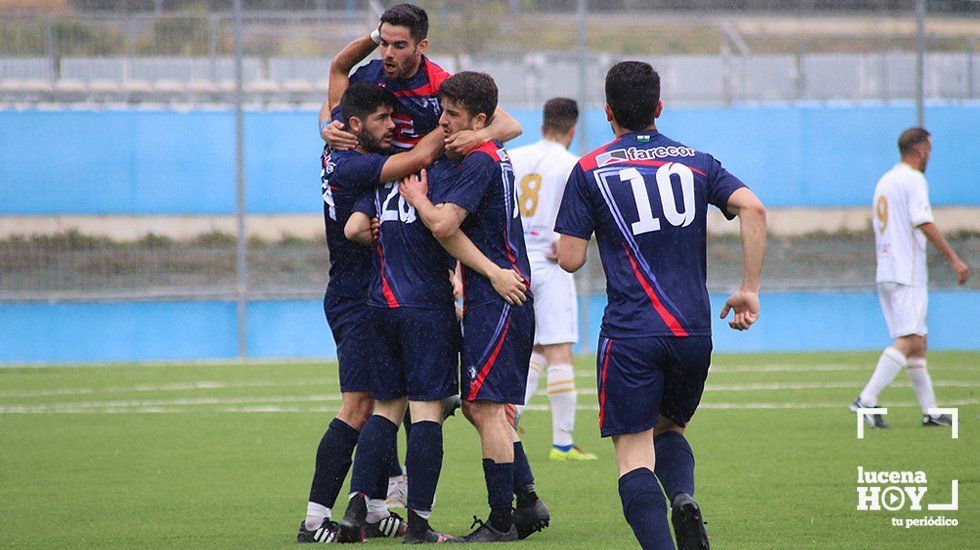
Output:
top-left (598, 338), bottom-right (613, 430)
top-left (467, 141), bottom-right (501, 162)
top-left (467, 315), bottom-right (512, 401)
top-left (375, 244), bottom-right (400, 308)
top-left (577, 138), bottom-right (623, 172)
top-left (621, 242), bottom-right (688, 337)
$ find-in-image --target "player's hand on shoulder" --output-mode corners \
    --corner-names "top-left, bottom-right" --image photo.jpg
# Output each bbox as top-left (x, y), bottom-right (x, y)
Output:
top-left (952, 259), bottom-right (970, 285)
top-left (720, 289), bottom-right (760, 331)
top-left (399, 169), bottom-right (429, 206)
top-left (323, 120), bottom-right (358, 150)
top-left (445, 129), bottom-right (484, 158)
top-left (490, 267), bottom-right (528, 307)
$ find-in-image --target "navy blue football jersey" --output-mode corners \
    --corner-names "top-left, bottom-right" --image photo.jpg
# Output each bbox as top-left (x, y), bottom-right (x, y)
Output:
top-left (554, 131), bottom-right (746, 338)
top-left (321, 147), bottom-right (387, 297)
top-left (432, 142), bottom-right (532, 309)
top-left (354, 161), bottom-right (457, 309)
top-left (349, 56), bottom-right (451, 151)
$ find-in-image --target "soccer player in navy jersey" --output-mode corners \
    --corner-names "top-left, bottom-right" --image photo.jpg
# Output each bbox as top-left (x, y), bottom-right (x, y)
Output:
top-left (400, 72), bottom-right (550, 543)
top-left (554, 61), bottom-right (767, 549)
top-left (297, 83), bottom-right (446, 543)
top-left (320, 3), bottom-right (522, 158)
top-left (336, 98), bottom-right (527, 542)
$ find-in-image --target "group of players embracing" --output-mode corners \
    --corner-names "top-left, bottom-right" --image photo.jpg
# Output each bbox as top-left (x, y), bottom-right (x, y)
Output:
top-left (297, 3), bottom-right (768, 549)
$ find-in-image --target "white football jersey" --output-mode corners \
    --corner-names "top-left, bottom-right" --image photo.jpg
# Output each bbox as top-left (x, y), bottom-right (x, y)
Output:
top-left (509, 139), bottom-right (579, 257)
top-left (873, 163), bottom-right (934, 287)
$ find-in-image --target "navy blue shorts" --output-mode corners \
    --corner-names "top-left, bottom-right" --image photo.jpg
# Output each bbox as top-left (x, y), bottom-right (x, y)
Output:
top-left (596, 335), bottom-right (712, 438)
top-left (323, 292), bottom-right (375, 393)
top-left (370, 306), bottom-right (460, 402)
top-left (461, 301), bottom-right (534, 404)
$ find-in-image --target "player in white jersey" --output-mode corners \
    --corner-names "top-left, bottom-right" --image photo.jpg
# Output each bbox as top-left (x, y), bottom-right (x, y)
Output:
top-left (509, 98), bottom-right (596, 461)
top-left (851, 128), bottom-right (970, 429)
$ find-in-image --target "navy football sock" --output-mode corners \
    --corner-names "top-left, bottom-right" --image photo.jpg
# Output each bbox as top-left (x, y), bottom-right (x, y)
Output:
top-left (405, 420), bottom-right (443, 513)
top-left (307, 417), bottom-right (359, 508)
top-left (618, 467), bottom-right (674, 550)
top-left (482, 459), bottom-right (515, 531)
top-left (388, 437), bottom-right (403, 477)
top-left (654, 432), bottom-right (695, 501)
top-left (512, 442), bottom-right (538, 507)
top-left (370, 450), bottom-right (392, 501)
top-left (349, 415), bottom-right (397, 496)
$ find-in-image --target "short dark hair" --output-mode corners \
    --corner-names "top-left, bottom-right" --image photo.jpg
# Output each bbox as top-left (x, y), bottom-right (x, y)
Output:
top-left (898, 127), bottom-right (931, 156)
top-left (542, 97), bottom-right (578, 135)
top-left (605, 61), bottom-right (661, 132)
top-left (380, 3), bottom-right (428, 42)
top-left (439, 71), bottom-right (498, 122)
top-left (339, 83), bottom-right (396, 127)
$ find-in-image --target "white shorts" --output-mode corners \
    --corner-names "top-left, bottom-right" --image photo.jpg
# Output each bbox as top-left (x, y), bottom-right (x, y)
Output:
top-left (877, 282), bottom-right (928, 339)
top-left (529, 255), bottom-right (579, 346)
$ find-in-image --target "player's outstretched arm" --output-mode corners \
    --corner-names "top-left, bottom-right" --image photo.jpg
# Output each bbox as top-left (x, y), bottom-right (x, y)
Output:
top-left (400, 170), bottom-right (527, 305)
top-left (343, 212), bottom-right (379, 246)
top-left (445, 106), bottom-right (522, 157)
top-left (556, 234), bottom-right (589, 273)
top-left (919, 222), bottom-right (970, 284)
top-left (720, 187), bottom-right (767, 331)
top-left (379, 129), bottom-right (445, 182)
top-left (319, 35), bottom-right (378, 146)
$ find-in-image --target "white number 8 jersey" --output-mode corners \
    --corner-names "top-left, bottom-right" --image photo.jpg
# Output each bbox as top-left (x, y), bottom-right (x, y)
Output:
top-left (509, 140), bottom-right (580, 258)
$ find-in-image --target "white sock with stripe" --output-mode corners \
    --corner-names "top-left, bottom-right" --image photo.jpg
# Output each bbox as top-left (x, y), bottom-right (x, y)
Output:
top-left (547, 363), bottom-right (577, 448)
top-left (906, 358), bottom-right (937, 414)
top-left (305, 502), bottom-right (330, 530)
top-left (520, 353), bottom-right (547, 413)
top-left (859, 347), bottom-right (906, 406)
top-left (366, 498), bottom-right (389, 524)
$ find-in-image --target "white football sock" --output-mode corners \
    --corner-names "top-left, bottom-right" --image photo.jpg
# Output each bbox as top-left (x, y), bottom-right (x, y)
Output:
top-left (547, 363), bottom-right (577, 448)
top-left (906, 358), bottom-right (937, 414)
top-left (366, 498), bottom-right (389, 524)
top-left (305, 502), bottom-right (330, 530)
top-left (520, 353), bottom-right (547, 413)
top-left (859, 347), bottom-right (906, 406)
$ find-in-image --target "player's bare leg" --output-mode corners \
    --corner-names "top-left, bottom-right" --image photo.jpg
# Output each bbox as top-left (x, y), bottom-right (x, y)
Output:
top-left (653, 418), bottom-right (709, 550)
top-left (338, 397), bottom-right (408, 543)
top-left (539, 343), bottom-right (596, 461)
top-left (460, 400), bottom-right (520, 541)
top-left (612, 430), bottom-right (674, 549)
top-left (300, 391), bottom-right (375, 543)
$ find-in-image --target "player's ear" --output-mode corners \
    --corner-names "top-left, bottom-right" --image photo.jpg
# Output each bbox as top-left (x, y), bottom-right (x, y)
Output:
top-left (348, 116), bottom-right (363, 134)
top-left (604, 104), bottom-right (613, 122)
top-left (416, 38), bottom-right (429, 55)
top-left (474, 112), bottom-right (487, 130)
top-left (654, 100), bottom-right (664, 119)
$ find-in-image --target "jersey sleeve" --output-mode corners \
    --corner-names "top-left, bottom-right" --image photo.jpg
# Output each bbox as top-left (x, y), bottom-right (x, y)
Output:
top-left (907, 176), bottom-right (934, 226)
top-left (705, 154), bottom-right (747, 220)
top-left (352, 191), bottom-right (377, 217)
top-left (335, 153), bottom-right (388, 195)
top-left (554, 164), bottom-right (595, 239)
top-left (431, 152), bottom-right (496, 213)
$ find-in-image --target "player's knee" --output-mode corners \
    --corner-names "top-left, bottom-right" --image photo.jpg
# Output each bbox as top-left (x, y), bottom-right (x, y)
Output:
top-left (463, 400), bottom-right (501, 429)
top-left (461, 400), bottom-right (477, 425)
top-left (652, 416), bottom-right (684, 438)
top-left (337, 391), bottom-right (374, 429)
top-left (542, 343), bottom-right (574, 365)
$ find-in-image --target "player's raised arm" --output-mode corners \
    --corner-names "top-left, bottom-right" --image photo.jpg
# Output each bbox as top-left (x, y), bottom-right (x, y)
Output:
top-left (918, 222), bottom-right (970, 284)
top-left (379, 129), bottom-right (445, 182)
top-left (320, 35), bottom-right (379, 146)
top-left (445, 106), bottom-right (522, 157)
top-left (719, 187), bottom-right (767, 331)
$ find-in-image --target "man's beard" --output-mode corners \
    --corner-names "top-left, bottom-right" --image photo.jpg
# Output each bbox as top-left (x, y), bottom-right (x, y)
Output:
top-left (359, 129), bottom-right (394, 154)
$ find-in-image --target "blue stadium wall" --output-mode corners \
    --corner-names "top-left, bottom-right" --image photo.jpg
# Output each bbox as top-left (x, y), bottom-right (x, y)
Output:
top-left (1, 104), bottom-right (978, 363)
top-left (2, 104), bottom-right (979, 213)
top-left (1, 291), bottom-right (978, 364)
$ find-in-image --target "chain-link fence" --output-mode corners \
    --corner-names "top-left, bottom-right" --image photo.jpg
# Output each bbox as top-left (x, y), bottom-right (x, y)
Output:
top-left (1, 0), bottom-right (978, 308)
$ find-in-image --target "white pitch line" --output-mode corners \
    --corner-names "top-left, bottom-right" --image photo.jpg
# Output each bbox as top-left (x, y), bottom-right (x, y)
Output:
top-left (0, 379), bottom-right (336, 398)
top-left (539, 380), bottom-right (977, 397)
top-left (0, 394), bottom-right (343, 414)
top-left (3, 398), bottom-right (974, 415)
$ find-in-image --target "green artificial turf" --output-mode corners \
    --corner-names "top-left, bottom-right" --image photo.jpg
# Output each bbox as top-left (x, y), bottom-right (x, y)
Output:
top-left (1, 352), bottom-right (976, 548)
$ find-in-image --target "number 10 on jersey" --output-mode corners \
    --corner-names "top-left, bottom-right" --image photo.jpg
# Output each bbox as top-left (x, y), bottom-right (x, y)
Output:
top-left (620, 163), bottom-right (696, 235)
